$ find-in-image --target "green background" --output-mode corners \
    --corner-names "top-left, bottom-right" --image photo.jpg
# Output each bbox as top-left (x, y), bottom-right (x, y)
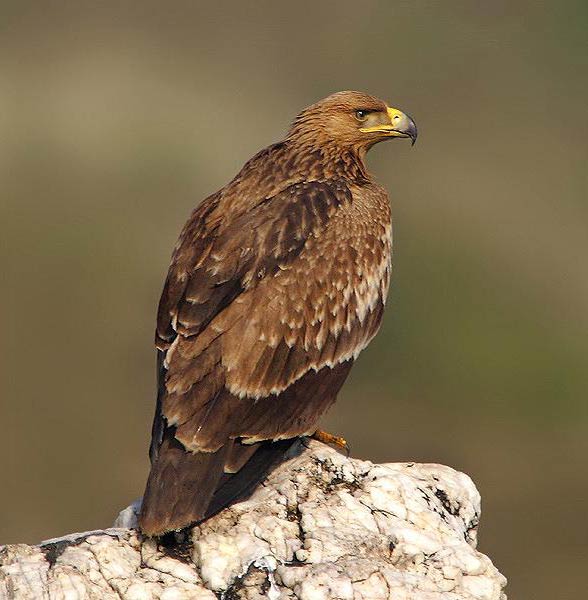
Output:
top-left (2, 2), bottom-right (587, 598)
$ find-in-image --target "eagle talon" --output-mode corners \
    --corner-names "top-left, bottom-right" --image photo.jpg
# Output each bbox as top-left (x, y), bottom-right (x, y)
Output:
top-left (311, 430), bottom-right (350, 457)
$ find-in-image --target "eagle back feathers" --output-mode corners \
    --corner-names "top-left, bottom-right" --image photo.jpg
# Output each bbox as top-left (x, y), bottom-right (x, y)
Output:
top-left (154, 142), bottom-right (390, 454)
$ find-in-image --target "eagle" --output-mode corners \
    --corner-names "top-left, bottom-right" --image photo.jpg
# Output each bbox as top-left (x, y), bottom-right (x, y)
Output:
top-left (139, 91), bottom-right (417, 536)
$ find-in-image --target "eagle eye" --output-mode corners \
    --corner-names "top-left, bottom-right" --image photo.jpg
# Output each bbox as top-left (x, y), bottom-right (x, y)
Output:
top-left (355, 110), bottom-right (369, 122)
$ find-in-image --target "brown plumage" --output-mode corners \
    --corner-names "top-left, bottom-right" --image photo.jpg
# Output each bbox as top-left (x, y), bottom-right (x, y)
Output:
top-left (139, 91), bottom-right (417, 536)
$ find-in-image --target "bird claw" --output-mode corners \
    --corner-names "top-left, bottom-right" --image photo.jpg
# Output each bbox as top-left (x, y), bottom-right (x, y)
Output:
top-left (311, 430), bottom-right (350, 457)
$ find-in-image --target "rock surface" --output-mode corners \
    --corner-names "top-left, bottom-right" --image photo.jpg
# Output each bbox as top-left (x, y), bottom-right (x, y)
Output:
top-left (0, 440), bottom-right (507, 599)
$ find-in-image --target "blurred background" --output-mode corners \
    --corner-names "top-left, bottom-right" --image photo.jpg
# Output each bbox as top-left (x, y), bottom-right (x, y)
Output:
top-left (2, 1), bottom-right (587, 598)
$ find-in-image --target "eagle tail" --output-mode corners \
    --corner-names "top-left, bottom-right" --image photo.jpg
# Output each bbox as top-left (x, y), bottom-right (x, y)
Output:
top-left (138, 429), bottom-right (299, 537)
top-left (206, 438), bottom-right (300, 518)
top-left (139, 428), bottom-right (228, 536)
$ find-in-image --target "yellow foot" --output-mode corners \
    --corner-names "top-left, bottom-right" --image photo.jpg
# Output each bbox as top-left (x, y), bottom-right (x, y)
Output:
top-left (311, 430), bottom-right (350, 456)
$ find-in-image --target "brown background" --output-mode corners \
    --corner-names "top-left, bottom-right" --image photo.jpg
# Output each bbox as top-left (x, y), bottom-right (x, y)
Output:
top-left (2, 2), bottom-right (587, 598)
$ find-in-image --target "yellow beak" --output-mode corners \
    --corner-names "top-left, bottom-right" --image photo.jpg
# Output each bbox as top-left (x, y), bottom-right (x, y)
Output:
top-left (360, 107), bottom-right (418, 144)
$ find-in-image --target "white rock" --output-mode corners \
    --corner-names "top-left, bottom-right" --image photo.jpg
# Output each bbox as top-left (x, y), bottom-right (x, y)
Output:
top-left (0, 441), bottom-right (507, 599)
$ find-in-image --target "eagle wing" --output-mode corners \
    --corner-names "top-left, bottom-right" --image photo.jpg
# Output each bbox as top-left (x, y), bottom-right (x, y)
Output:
top-left (156, 178), bottom-right (374, 449)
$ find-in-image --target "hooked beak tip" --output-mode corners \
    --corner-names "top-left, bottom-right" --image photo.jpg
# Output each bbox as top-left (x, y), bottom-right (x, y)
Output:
top-left (406, 116), bottom-right (418, 146)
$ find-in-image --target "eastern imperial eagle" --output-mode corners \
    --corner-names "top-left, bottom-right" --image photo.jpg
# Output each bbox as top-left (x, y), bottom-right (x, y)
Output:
top-left (139, 91), bottom-right (417, 536)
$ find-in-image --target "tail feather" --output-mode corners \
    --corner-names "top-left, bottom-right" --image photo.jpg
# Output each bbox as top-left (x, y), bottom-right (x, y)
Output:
top-left (206, 438), bottom-right (300, 518)
top-left (139, 428), bottom-right (229, 536)
top-left (138, 430), bottom-right (299, 536)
